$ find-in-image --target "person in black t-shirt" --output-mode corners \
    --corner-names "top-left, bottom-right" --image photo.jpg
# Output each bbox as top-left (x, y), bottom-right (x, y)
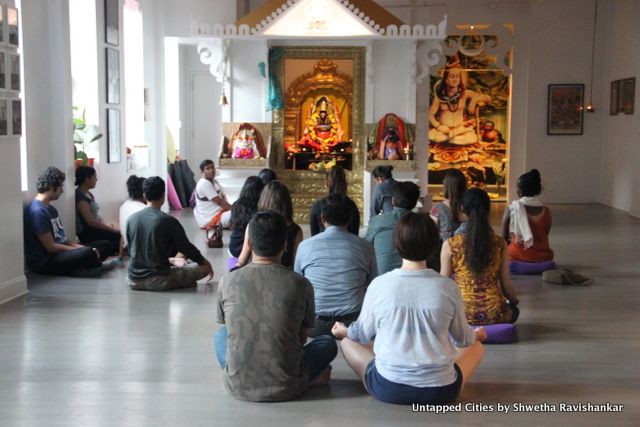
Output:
top-left (24, 166), bottom-right (112, 277)
top-left (127, 176), bottom-right (213, 291)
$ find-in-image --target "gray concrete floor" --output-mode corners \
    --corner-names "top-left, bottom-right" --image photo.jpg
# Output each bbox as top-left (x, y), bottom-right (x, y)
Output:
top-left (1, 204), bottom-right (639, 426)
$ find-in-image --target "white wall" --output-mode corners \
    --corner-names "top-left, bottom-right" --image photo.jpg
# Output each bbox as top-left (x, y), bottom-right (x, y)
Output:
top-left (229, 40), bottom-right (268, 123)
top-left (599, 0), bottom-right (640, 218)
top-left (371, 40), bottom-right (415, 123)
top-left (180, 44), bottom-right (222, 168)
top-left (142, 0), bottom-right (166, 181)
top-left (523, 0), bottom-right (605, 204)
top-left (164, 0), bottom-right (236, 37)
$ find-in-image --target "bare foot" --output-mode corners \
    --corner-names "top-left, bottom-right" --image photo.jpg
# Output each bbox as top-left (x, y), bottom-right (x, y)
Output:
top-left (169, 257), bottom-right (187, 267)
top-left (309, 365), bottom-right (332, 386)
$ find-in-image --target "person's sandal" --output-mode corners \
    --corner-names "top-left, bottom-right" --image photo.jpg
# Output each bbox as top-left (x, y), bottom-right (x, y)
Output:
top-left (542, 268), bottom-right (593, 286)
top-left (562, 269), bottom-right (593, 286)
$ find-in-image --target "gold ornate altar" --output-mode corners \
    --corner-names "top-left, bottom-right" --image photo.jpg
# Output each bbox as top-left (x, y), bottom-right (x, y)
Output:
top-left (271, 47), bottom-right (366, 223)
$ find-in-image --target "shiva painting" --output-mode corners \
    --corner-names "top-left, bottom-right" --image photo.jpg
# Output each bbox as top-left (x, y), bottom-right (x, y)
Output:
top-left (428, 35), bottom-right (510, 200)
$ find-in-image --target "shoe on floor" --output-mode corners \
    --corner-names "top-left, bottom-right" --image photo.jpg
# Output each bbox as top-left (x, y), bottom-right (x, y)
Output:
top-left (101, 258), bottom-right (122, 271)
top-left (72, 266), bottom-right (102, 278)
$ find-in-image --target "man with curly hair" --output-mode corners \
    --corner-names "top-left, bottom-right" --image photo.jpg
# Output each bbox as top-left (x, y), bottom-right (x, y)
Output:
top-left (24, 166), bottom-right (112, 277)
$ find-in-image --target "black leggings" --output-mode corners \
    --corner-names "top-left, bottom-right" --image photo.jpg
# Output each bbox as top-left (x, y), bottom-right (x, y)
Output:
top-left (78, 227), bottom-right (121, 257)
top-left (38, 240), bottom-right (112, 276)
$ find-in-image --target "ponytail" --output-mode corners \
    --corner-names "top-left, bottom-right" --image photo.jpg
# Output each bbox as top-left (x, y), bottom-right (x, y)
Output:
top-left (462, 188), bottom-right (493, 273)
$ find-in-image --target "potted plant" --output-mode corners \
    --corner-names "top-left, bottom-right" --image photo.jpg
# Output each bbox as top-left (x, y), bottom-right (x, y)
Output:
top-left (73, 106), bottom-right (103, 167)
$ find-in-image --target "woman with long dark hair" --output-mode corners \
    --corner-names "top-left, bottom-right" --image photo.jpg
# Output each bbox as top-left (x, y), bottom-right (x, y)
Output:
top-left (441, 188), bottom-right (519, 325)
top-left (430, 169), bottom-right (466, 240)
top-left (309, 166), bottom-right (360, 236)
top-left (228, 176), bottom-right (264, 258)
top-left (428, 169), bottom-right (467, 271)
top-left (236, 180), bottom-right (303, 269)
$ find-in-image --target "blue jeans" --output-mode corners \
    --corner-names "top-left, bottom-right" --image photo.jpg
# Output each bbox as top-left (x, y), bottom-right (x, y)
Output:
top-left (214, 326), bottom-right (337, 381)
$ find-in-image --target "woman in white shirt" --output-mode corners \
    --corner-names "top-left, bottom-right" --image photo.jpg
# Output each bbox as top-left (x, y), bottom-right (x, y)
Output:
top-left (193, 159), bottom-right (232, 229)
top-left (332, 212), bottom-right (486, 405)
top-left (119, 175), bottom-right (147, 251)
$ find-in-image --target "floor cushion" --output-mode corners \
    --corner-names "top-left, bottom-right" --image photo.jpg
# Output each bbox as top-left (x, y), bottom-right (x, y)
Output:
top-left (509, 260), bottom-right (556, 275)
top-left (482, 323), bottom-right (518, 344)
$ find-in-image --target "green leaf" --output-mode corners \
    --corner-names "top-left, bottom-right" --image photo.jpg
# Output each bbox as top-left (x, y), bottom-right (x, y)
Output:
top-left (73, 118), bottom-right (86, 129)
top-left (76, 151), bottom-right (88, 162)
top-left (83, 125), bottom-right (102, 143)
top-left (73, 132), bottom-right (84, 144)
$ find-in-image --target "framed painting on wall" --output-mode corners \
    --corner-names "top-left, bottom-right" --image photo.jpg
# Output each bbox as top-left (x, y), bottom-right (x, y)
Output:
top-left (610, 80), bottom-right (619, 115)
top-left (106, 47), bottom-right (119, 104)
top-left (107, 108), bottom-right (121, 163)
top-left (547, 84), bottom-right (584, 135)
top-left (620, 77), bottom-right (635, 115)
top-left (105, 0), bottom-right (119, 46)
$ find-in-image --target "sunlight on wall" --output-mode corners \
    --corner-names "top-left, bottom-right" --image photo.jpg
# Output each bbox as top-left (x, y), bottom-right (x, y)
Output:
top-left (17, 0), bottom-right (27, 191)
top-left (69, 0), bottom-right (99, 161)
top-left (123, 0), bottom-right (147, 170)
top-left (164, 38), bottom-right (180, 154)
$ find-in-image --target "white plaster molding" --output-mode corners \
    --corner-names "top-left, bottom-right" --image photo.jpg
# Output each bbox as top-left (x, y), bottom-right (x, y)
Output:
top-left (191, 11), bottom-right (448, 41)
top-left (416, 40), bottom-right (444, 84)
top-left (365, 41), bottom-right (374, 83)
top-left (196, 40), bottom-right (229, 82)
top-left (409, 40), bottom-right (418, 84)
top-left (443, 24), bottom-right (514, 75)
top-left (0, 275), bottom-right (28, 306)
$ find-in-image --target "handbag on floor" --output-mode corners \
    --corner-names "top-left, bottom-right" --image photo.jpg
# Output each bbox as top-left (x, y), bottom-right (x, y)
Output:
top-left (206, 224), bottom-right (223, 248)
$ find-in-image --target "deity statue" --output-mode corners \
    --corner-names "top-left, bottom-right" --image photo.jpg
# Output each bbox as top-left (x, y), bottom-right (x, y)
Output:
top-left (228, 123), bottom-right (266, 159)
top-left (428, 55), bottom-right (491, 146)
top-left (298, 96), bottom-right (344, 152)
top-left (370, 113), bottom-right (411, 161)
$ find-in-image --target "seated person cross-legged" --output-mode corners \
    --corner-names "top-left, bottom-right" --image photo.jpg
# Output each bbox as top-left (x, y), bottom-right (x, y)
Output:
top-left (235, 180), bottom-right (303, 270)
top-left (441, 188), bottom-right (519, 326)
top-left (428, 169), bottom-right (467, 272)
top-left (227, 176), bottom-right (264, 261)
top-left (502, 169), bottom-right (555, 274)
top-left (127, 177), bottom-right (213, 292)
top-left (24, 166), bottom-right (113, 277)
top-left (295, 193), bottom-right (378, 338)
top-left (332, 212), bottom-right (486, 405)
top-left (215, 211), bottom-right (338, 402)
top-left (119, 175), bottom-right (147, 256)
top-left (193, 159), bottom-right (232, 230)
top-left (309, 166), bottom-right (360, 236)
top-left (365, 181), bottom-right (421, 275)
top-left (75, 166), bottom-right (122, 257)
